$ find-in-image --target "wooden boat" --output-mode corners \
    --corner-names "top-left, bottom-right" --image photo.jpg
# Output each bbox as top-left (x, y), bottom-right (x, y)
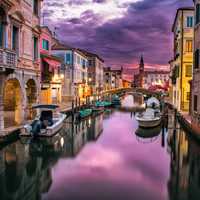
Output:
top-left (77, 109), bottom-right (92, 120)
top-left (95, 101), bottom-right (112, 107)
top-left (20, 104), bottom-right (66, 138)
top-left (135, 108), bottom-right (161, 128)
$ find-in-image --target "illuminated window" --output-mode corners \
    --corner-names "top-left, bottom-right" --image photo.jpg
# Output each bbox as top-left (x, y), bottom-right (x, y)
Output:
top-left (187, 92), bottom-right (190, 101)
top-left (185, 40), bottom-right (193, 52)
top-left (185, 65), bottom-right (192, 77)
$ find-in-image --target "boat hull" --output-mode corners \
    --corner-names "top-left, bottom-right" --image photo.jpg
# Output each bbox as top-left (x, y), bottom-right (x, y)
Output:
top-left (136, 118), bottom-right (161, 128)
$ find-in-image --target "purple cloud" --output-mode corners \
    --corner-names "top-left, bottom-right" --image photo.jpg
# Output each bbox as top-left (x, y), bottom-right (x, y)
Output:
top-left (43, 0), bottom-right (192, 68)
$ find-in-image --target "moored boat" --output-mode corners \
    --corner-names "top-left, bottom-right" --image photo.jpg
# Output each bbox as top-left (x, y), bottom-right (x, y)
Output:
top-left (135, 108), bottom-right (161, 128)
top-left (20, 104), bottom-right (66, 138)
top-left (77, 109), bottom-right (93, 119)
top-left (95, 101), bottom-right (112, 107)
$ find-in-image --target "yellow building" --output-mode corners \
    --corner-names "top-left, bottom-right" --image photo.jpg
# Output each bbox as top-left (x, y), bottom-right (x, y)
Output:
top-left (171, 7), bottom-right (194, 112)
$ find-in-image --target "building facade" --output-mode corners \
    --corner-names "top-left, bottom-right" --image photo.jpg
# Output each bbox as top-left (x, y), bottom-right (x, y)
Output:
top-left (52, 42), bottom-right (88, 103)
top-left (79, 49), bottom-right (104, 98)
top-left (143, 70), bottom-right (170, 90)
top-left (104, 67), bottom-right (123, 91)
top-left (0, 0), bottom-right (42, 131)
top-left (171, 7), bottom-right (194, 112)
top-left (191, 1), bottom-right (200, 122)
top-left (40, 26), bottom-right (63, 104)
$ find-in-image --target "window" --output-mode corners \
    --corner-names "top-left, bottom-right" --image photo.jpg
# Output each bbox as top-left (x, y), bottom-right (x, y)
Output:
top-left (196, 4), bottom-right (200, 24)
top-left (0, 21), bottom-right (4, 47)
top-left (88, 60), bottom-right (92, 66)
top-left (82, 59), bottom-right (86, 68)
top-left (33, 0), bottom-right (39, 16)
top-left (185, 65), bottom-right (192, 77)
top-left (194, 95), bottom-right (198, 112)
top-left (187, 16), bottom-right (193, 27)
top-left (12, 26), bottom-right (19, 55)
top-left (0, 8), bottom-right (6, 48)
top-left (187, 92), bottom-right (190, 101)
top-left (33, 36), bottom-right (38, 61)
top-left (185, 40), bottom-right (193, 52)
top-left (195, 49), bottom-right (199, 69)
top-left (66, 53), bottom-right (71, 64)
top-left (42, 39), bottom-right (49, 50)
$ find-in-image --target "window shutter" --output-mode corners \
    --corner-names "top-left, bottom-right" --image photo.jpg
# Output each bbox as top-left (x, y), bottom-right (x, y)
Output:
top-left (195, 49), bottom-right (199, 69)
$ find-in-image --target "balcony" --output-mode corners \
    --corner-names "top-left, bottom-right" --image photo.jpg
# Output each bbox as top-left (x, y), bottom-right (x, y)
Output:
top-left (0, 49), bottom-right (17, 73)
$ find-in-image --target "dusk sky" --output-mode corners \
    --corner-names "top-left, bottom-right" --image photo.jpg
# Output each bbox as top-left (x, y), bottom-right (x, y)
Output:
top-left (42, 0), bottom-right (192, 69)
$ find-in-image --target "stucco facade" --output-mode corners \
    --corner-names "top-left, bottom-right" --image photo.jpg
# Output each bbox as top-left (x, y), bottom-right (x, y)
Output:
top-left (52, 42), bottom-right (89, 102)
top-left (192, 0), bottom-right (200, 122)
top-left (171, 7), bottom-right (194, 112)
top-left (0, 0), bottom-right (42, 132)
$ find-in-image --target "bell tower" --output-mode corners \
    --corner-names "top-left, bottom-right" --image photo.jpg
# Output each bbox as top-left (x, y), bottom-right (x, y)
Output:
top-left (139, 55), bottom-right (144, 87)
top-left (139, 55), bottom-right (144, 74)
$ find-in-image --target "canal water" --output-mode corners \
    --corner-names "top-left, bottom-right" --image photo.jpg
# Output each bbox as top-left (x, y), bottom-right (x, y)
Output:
top-left (0, 96), bottom-right (199, 200)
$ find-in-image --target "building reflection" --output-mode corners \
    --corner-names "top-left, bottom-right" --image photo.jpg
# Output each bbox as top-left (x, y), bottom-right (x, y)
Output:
top-left (168, 111), bottom-right (200, 200)
top-left (0, 113), bottom-right (104, 200)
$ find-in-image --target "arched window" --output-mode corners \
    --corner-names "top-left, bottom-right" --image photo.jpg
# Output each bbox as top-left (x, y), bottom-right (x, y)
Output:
top-left (0, 7), bottom-right (6, 48)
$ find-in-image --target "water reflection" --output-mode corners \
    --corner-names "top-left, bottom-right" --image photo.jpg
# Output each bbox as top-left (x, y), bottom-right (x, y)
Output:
top-left (0, 113), bottom-right (104, 200)
top-left (1, 104), bottom-right (200, 200)
top-left (121, 94), bottom-right (143, 108)
top-left (168, 111), bottom-right (200, 200)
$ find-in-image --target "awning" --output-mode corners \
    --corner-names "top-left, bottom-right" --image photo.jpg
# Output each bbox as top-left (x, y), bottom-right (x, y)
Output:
top-left (43, 57), bottom-right (61, 71)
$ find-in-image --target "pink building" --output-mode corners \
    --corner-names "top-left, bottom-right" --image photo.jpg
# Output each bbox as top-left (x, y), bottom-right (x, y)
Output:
top-left (40, 26), bottom-right (63, 104)
top-left (0, 0), bottom-right (42, 131)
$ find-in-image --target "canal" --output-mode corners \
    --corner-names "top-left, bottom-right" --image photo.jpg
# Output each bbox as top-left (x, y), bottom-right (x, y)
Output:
top-left (0, 95), bottom-right (200, 200)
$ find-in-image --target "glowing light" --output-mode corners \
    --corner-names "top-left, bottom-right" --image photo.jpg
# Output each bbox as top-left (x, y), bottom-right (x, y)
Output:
top-left (60, 137), bottom-right (64, 148)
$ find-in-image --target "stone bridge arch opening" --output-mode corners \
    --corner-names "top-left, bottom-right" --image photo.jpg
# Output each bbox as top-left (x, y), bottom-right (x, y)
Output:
top-left (3, 78), bottom-right (23, 128)
top-left (26, 79), bottom-right (37, 120)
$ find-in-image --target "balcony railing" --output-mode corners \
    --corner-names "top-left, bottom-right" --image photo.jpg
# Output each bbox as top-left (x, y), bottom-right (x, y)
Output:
top-left (0, 49), bottom-right (17, 69)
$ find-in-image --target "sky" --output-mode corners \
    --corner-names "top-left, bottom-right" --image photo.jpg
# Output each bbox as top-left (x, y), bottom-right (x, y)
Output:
top-left (42, 0), bottom-right (192, 69)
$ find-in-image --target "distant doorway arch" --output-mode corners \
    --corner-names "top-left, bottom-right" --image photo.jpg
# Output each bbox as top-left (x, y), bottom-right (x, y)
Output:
top-left (3, 78), bottom-right (23, 128)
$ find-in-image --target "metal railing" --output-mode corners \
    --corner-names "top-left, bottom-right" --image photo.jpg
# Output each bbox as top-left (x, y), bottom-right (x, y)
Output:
top-left (0, 49), bottom-right (17, 68)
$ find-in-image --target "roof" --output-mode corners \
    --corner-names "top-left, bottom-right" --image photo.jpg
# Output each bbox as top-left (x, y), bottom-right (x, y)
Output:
top-left (104, 67), bottom-right (122, 73)
top-left (40, 26), bottom-right (53, 36)
top-left (52, 42), bottom-right (88, 59)
top-left (172, 7), bottom-right (194, 32)
top-left (52, 42), bottom-right (74, 51)
top-left (78, 49), bottom-right (104, 62)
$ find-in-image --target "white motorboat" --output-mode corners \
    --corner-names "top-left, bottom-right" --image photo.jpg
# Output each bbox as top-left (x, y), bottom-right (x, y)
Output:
top-left (146, 97), bottom-right (160, 109)
top-left (135, 108), bottom-right (161, 128)
top-left (20, 104), bottom-right (66, 137)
